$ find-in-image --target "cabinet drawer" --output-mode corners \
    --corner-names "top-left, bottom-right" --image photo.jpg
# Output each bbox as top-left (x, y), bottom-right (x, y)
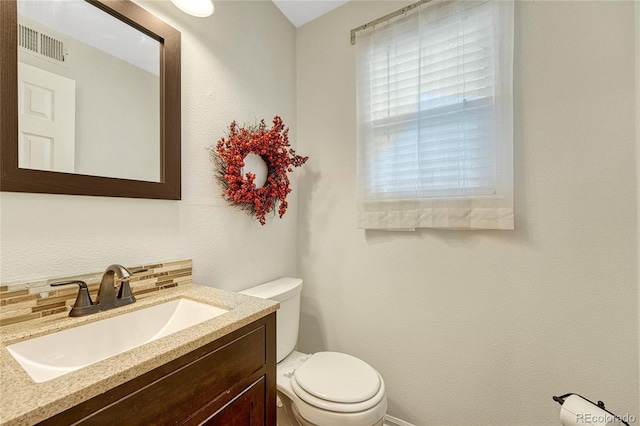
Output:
top-left (41, 324), bottom-right (266, 425)
top-left (201, 377), bottom-right (265, 426)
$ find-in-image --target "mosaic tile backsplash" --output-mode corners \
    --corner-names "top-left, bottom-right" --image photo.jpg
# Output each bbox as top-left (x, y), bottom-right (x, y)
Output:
top-left (0, 259), bottom-right (192, 327)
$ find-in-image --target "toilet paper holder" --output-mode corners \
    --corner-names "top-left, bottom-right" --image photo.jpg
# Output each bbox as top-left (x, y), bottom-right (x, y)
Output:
top-left (553, 393), bottom-right (630, 426)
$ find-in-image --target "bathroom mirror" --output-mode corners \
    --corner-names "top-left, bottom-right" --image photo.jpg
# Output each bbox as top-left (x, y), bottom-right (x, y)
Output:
top-left (0, 0), bottom-right (181, 200)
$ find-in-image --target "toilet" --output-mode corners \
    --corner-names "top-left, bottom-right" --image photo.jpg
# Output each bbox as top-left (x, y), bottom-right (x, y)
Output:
top-left (240, 278), bottom-right (388, 426)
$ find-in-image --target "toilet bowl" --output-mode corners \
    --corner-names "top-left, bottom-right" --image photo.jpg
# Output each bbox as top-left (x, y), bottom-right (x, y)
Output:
top-left (240, 278), bottom-right (387, 426)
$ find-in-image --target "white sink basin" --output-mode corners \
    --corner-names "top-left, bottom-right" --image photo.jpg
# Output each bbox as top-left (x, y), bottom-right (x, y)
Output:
top-left (6, 298), bottom-right (228, 383)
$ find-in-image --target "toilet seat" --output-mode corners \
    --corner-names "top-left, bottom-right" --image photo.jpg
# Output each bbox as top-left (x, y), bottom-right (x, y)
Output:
top-left (291, 352), bottom-right (385, 413)
top-left (277, 351), bottom-right (388, 426)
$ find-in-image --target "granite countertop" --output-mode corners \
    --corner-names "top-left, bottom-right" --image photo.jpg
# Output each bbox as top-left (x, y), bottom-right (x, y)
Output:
top-left (0, 283), bottom-right (279, 425)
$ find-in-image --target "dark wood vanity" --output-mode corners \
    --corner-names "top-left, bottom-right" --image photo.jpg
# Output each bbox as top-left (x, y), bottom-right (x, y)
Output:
top-left (37, 313), bottom-right (276, 426)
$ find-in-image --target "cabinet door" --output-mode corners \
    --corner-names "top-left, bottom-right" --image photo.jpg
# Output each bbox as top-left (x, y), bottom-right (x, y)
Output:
top-left (202, 377), bottom-right (265, 426)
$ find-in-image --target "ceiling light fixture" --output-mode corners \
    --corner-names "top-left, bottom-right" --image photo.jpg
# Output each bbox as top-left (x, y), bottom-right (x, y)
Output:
top-left (169, 0), bottom-right (214, 17)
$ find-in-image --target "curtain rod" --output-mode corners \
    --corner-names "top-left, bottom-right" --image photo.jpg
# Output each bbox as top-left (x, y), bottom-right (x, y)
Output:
top-left (350, 0), bottom-right (433, 45)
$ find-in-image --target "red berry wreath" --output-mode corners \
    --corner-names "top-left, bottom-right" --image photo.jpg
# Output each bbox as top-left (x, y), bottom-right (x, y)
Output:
top-left (211, 116), bottom-right (308, 225)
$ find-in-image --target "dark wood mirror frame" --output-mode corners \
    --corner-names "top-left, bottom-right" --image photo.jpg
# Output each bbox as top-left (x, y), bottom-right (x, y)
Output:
top-left (0, 0), bottom-right (181, 200)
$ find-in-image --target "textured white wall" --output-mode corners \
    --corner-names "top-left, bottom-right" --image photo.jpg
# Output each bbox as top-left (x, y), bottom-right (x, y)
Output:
top-left (296, 1), bottom-right (638, 425)
top-left (0, 0), bottom-right (298, 291)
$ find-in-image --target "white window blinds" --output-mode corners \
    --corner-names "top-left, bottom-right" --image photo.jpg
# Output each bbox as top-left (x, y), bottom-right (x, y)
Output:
top-left (356, 0), bottom-right (514, 230)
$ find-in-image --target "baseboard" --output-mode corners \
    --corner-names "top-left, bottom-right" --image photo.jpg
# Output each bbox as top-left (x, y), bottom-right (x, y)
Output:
top-left (385, 414), bottom-right (416, 426)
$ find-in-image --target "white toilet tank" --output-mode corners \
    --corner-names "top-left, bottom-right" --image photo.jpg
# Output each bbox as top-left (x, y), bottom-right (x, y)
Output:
top-left (239, 277), bottom-right (303, 362)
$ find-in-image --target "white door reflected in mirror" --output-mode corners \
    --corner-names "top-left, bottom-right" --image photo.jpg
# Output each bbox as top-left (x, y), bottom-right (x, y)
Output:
top-left (18, 62), bottom-right (75, 173)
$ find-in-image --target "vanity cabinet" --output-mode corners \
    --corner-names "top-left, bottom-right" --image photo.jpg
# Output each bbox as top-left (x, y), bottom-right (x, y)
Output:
top-left (38, 313), bottom-right (276, 426)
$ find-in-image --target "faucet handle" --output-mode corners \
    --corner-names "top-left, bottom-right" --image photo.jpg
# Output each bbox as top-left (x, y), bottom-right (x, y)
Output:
top-left (51, 280), bottom-right (99, 317)
top-left (116, 268), bottom-right (148, 306)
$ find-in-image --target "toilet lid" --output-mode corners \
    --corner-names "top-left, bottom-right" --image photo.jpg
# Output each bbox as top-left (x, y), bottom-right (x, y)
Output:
top-left (293, 352), bottom-right (381, 404)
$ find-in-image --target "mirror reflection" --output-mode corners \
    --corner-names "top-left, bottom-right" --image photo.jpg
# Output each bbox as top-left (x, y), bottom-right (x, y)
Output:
top-left (17, 0), bottom-right (161, 182)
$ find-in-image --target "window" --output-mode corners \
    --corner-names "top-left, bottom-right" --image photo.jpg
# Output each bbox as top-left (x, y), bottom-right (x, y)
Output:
top-left (356, 0), bottom-right (514, 230)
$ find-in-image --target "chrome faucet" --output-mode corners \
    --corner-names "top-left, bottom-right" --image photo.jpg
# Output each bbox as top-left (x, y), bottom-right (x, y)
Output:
top-left (52, 264), bottom-right (146, 317)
